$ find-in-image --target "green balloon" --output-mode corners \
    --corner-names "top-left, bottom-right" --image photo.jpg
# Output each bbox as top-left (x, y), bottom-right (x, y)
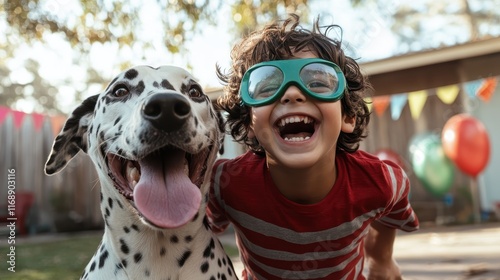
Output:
top-left (409, 133), bottom-right (454, 197)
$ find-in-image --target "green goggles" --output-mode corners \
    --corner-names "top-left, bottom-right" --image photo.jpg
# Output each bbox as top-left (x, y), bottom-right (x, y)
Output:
top-left (240, 58), bottom-right (346, 107)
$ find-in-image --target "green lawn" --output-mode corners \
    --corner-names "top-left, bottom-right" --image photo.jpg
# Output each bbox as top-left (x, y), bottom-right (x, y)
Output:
top-left (0, 233), bottom-right (239, 279)
top-left (0, 234), bottom-right (101, 280)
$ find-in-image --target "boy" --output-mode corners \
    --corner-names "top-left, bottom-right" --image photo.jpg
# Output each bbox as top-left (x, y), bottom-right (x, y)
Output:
top-left (208, 14), bottom-right (419, 280)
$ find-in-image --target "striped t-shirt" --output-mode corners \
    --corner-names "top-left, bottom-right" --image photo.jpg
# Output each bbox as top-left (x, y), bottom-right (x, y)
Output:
top-left (207, 150), bottom-right (419, 280)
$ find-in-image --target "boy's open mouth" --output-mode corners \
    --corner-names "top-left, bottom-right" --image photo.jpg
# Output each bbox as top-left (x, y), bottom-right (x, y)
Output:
top-left (276, 115), bottom-right (316, 142)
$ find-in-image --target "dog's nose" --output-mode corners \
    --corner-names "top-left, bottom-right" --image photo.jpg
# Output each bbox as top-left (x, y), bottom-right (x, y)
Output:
top-left (142, 93), bottom-right (191, 132)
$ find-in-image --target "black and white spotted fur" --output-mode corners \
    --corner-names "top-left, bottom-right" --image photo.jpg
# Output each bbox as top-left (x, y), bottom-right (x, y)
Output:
top-left (45, 66), bottom-right (237, 280)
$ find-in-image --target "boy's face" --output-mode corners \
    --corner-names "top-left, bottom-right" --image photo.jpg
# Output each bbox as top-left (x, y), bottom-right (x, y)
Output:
top-left (247, 50), bottom-right (355, 169)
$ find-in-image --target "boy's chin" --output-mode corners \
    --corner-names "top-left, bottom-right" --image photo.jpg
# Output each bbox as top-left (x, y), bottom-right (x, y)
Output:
top-left (267, 150), bottom-right (334, 170)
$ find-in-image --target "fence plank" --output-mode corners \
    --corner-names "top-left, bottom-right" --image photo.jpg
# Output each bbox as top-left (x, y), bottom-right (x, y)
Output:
top-left (1, 112), bottom-right (103, 234)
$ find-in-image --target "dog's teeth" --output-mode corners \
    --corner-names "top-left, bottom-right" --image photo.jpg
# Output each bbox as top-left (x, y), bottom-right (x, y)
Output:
top-left (131, 168), bottom-right (140, 181)
top-left (128, 165), bottom-right (140, 183)
top-left (184, 158), bottom-right (189, 177)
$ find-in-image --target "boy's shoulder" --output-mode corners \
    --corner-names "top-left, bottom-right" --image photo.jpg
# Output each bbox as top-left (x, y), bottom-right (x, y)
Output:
top-left (338, 150), bottom-right (405, 176)
top-left (338, 150), bottom-right (409, 201)
top-left (341, 149), bottom-right (379, 160)
top-left (215, 151), bottom-right (265, 170)
top-left (338, 149), bottom-right (382, 165)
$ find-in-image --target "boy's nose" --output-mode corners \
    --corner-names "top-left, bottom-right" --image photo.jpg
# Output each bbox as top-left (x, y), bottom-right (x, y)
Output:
top-left (280, 85), bottom-right (307, 104)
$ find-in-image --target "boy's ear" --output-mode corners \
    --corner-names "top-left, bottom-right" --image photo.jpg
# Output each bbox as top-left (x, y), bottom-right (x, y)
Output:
top-left (341, 115), bottom-right (356, 133)
top-left (247, 126), bottom-right (255, 139)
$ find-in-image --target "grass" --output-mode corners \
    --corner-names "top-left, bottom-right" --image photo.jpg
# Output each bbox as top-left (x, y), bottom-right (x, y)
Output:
top-left (0, 233), bottom-right (239, 280)
top-left (0, 233), bottom-right (101, 280)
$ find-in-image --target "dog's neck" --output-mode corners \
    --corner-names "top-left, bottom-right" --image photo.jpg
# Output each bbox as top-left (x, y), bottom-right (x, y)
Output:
top-left (96, 179), bottom-right (213, 278)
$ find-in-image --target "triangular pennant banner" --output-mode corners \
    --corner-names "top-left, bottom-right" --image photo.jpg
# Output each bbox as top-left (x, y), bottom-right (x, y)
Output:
top-left (51, 115), bottom-right (67, 136)
top-left (436, 84), bottom-right (460, 104)
top-left (31, 113), bottom-right (45, 131)
top-left (476, 77), bottom-right (498, 102)
top-left (12, 110), bottom-right (26, 129)
top-left (373, 95), bottom-right (390, 116)
top-left (364, 97), bottom-right (373, 113)
top-left (390, 93), bottom-right (408, 121)
top-left (463, 79), bottom-right (483, 98)
top-left (408, 90), bottom-right (427, 120)
top-left (0, 106), bottom-right (10, 125)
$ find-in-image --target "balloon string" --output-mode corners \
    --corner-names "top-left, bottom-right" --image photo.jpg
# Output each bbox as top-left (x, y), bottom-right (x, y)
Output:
top-left (470, 177), bottom-right (481, 224)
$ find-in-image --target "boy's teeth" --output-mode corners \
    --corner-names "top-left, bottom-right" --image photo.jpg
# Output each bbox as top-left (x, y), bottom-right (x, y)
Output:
top-left (278, 116), bottom-right (312, 127)
top-left (284, 136), bottom-right (311, 142)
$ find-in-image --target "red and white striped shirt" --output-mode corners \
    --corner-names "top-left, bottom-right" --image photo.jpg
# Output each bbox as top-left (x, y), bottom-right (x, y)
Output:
top-left (208, 150), bottom-right (419, 280)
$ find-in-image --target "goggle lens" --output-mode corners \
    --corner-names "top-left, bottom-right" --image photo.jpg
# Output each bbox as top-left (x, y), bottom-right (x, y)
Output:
top-left (248, 66), bottom-right (284, 101)
top-left (300, 63), bottom-right (340, 95)
top-left (241, 58), bottom-right (345, 106)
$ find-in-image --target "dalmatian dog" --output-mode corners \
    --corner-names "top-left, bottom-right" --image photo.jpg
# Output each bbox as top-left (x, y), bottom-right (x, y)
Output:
top-left (45, 65), bottom-right (238, 280)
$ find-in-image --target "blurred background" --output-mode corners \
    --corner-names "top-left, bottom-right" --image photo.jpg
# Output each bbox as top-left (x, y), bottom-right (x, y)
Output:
top-left (0, 0), bottom-right (499, 278)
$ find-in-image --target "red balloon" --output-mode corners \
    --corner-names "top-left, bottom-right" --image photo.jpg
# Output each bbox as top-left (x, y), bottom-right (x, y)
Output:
top-left (374, 148), bottom-right (406, 170)
top-left (441, 114), bottom-right (490, 177)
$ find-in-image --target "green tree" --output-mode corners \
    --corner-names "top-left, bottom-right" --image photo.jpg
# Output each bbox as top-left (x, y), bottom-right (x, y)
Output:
top-left (0, 59), bottom-right (62, 114)
top-left (351, 0), bottom-right (500, 53)
top-left (3, 0), bottom-right (500, 113)
top-left (1, 0), bottom-right (310, 113)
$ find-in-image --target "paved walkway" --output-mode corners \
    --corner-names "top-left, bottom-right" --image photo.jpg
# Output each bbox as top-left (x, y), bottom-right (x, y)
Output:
top-left (393, 223), bottom-right (500, 280)
top-left (220, 223), bottom-right (500, 280)
top-left (3, 223), bottom-right (499, 279)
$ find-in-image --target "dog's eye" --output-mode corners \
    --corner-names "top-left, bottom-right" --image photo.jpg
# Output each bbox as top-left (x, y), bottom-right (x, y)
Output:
top-left (112, 86), bottom-right (130, 98)
top-left (188, 85), bottom-right (205, 101)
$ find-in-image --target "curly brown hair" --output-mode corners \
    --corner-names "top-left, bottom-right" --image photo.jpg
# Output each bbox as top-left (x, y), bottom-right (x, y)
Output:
top-left (216, 14), bottom-right (371, 155)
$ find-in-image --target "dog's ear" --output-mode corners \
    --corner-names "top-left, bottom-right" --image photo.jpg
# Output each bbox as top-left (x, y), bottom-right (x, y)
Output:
top-left (45, 94), bottom-right (98, 175)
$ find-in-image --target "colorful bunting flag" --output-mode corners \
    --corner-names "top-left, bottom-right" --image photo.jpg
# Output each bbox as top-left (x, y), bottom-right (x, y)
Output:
top-left (31, 113), bottom-right (45, 131)
top-left (476, 77), bottom-right (498, 102)
top-left (463, 79), bottom-right (483, 98)
top-left (0, 106), bottom-right (68, 134)
top-left (12, 110), bottom-right (26, 129)
top-left (364, 97), bottom-right (373, 112)
top-left (373, 95), bottom-right (390, 116)
top-left (436, 85), bottom-right (460, 104)
top-left (369, 75), bottom-right (499, 120)
top-left (390, 94), bottom-right (408, 120)
top-left (408, 90), bottom-right (428, 120)
top-left (51, 115), bottom-right (67, 136)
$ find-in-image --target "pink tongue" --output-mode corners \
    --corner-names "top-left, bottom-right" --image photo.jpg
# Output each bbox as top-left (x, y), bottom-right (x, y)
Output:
top-left (133, 149), bottom-right (201, 228)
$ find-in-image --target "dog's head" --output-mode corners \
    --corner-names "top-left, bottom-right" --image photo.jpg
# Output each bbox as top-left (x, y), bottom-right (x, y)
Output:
top-left (45, 65), bottom-right (224, 229)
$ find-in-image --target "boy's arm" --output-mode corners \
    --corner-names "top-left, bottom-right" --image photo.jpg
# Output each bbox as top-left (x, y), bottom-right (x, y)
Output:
top-left (364, 162), bottom-right (419, 279)
top-left (207, 159), bottom-right (231, 234)
top-left (364, 221), bottom-right (402, 280)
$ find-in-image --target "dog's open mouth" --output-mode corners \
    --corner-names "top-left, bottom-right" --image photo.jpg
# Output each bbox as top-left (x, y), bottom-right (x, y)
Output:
top-left (107, 146), bottom-right (208, 228)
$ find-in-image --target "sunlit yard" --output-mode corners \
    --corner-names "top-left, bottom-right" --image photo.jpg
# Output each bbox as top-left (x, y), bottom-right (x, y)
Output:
top-left (0, 234), bottom-right (101, 280)
top-left (0, 233), bottom-right (239, 280)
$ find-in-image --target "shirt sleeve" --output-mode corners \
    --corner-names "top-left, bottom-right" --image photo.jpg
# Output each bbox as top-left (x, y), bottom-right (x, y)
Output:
top-left (206, 159), bottom-right (231, 234)
top-left (377, 161), bottom-right (419, 232)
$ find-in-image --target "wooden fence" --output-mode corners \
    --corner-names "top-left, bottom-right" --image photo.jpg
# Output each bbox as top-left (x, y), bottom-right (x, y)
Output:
top-left (360, 91), bottom-right (475, 224)
top-left (1, 111), bottom-right (103, 234)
